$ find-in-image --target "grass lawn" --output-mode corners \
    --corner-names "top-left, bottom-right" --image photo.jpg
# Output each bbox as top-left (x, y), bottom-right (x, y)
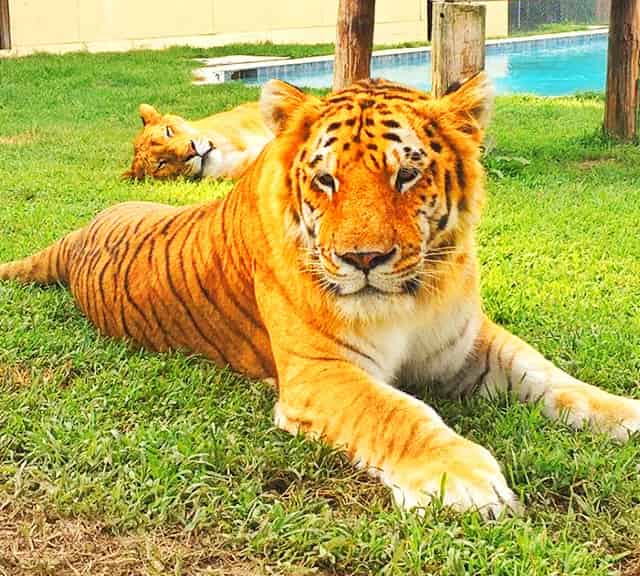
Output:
top-left (1, 45), bottom-right (639, 575)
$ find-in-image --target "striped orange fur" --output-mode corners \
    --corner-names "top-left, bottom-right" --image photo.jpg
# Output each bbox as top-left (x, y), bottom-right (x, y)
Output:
top-left (124, 101), bottom-right (273, 180)
top-left (3, 73), bottom-right (639, 517)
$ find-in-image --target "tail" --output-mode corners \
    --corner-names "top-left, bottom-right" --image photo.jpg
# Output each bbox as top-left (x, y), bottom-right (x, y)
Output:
top-left (0, 231), bottom-right (80, 285)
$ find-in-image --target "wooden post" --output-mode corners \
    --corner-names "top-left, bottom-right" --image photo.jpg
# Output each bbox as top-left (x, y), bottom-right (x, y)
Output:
top-left (431, 1), bottom-right (486, 97)
top-left (604, 0), bottom-right (640, 142)
top-left (0, 0), bottom-right (11, 50)
top-left (333, 0), bottom-right (376, 91)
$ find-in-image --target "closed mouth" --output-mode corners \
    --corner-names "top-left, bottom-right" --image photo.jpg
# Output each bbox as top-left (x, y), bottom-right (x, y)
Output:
top-left (334, 282), bottom-right (417, 298)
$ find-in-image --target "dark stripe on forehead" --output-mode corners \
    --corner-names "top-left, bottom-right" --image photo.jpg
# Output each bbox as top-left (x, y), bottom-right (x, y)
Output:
top-left (326, 91), bottom-right (358, 104)
top-left (352, 108), bottom-right (365, 143)
top-left (375, 94), bottom-right (421, 104)
top-left (382, 119), bottom-right (401, 128)
top-left (382, 132), bottom-right (402, 142)
top-left (326, 121), bottom-right (342, 132)
top-left (324, 136), bottom-right (338, 147)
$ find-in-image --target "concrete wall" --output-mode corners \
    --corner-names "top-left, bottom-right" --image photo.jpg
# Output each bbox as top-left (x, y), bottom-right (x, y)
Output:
top-left (3, 0), bottom-right (508, 56)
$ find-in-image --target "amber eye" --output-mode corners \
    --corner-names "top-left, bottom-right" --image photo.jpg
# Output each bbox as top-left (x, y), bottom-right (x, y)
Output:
top-left (165, 126), bottom-right (174, 138)
top-left (313, 172), bottom-right (336, 196)
top-left (395, 166), bottom-right (421, 192)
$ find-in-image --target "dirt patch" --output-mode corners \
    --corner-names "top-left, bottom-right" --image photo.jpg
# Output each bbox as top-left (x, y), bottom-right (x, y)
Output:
top-left (0, 501), bottom-right (308, 576)
top-left (0, 360), bottom-right (78, 391)
top-left (0, 363), bottom-right (34, 389)
top-left (0, 132), bottom-right (37, 146)
top-left (576, 156), bottom-right (619, 171)
top-left (621, 552), bottom-right (640, 576)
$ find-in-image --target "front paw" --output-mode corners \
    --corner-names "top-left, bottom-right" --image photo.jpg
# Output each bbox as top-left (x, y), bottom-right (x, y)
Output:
top-left (388, 434), bottom-right (519, 519)
top-left (550, 385), bottom-right (640, 442)
top-left (597, 396), bottom-right (640, 442)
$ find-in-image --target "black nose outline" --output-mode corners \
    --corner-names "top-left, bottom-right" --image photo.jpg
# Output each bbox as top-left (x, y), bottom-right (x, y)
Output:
top-left (338, 247), bottom-right (397, 272)
top-left (189, 140), bottom-right (214, 159)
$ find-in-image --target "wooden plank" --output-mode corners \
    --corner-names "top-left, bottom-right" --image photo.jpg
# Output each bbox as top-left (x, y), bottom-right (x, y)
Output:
top-left (604, 0), bottom-right (640, 141)
top-left (431, 1), bottom-right (486, 97)
top-left (333, 0), bottom-right (376, 91)
top-left (0, 0), bottom-right (10, 50)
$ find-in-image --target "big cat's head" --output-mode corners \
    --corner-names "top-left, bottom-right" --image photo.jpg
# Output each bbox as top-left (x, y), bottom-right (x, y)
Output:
top-left (260, 73), bottom-right (492, 320)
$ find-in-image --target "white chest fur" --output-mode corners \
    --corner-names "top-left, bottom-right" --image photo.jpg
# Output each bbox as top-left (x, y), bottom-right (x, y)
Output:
top-left (343, 296), bottom-right (481, 389)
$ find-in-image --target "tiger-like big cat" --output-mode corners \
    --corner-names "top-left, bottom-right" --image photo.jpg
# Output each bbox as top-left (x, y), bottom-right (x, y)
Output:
top-left (2, 73), bottom-right (639, 517)
top-left (124, 101), bottom-right (273, 180)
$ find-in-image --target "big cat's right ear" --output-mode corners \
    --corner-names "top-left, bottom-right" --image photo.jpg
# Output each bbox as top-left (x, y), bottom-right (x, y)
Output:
top-left (139, 103), bottom-right (161, 126)
top-left (439, 71), bottom-right (494, 131)
top-left (260, 79), bottom-right (320, 135)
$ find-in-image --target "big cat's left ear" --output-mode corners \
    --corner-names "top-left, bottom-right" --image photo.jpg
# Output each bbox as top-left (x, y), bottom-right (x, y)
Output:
top-left (260, 79), bottom-right (321, 136)
top-left (438, 71), bottom-right (494, 131)
top-left (139, 103), bottom-right (161, 126)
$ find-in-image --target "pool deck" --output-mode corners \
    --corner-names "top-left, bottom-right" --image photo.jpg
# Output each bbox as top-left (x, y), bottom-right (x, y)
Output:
top-left (192, 27), bottom-right (609, 86)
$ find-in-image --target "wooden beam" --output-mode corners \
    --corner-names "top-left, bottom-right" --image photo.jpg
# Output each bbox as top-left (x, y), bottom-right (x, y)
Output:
top-left (333, 0), bottom-right (376, 91)
top-left (431, 1), bottom-right (486, 97)
top-left (0, 0), bottom-right (11, 50)
top-left (604, 0), bottom-right (640, 141)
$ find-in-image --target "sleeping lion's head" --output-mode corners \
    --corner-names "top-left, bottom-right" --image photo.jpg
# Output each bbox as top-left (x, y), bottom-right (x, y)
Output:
top-left (124, 104), bottom-right (220, 181)
top-left (260, 73), bottom-right (492, 319)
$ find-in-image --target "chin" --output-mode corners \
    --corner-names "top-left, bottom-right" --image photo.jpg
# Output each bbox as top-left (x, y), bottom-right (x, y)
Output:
top-left (334, 289), bottom-right (418, 324)
top-left (199, 150), bottom-right (224, 178)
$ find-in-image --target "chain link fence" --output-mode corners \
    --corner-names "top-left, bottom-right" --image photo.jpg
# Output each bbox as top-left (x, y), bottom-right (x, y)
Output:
top-left (508, 0), bottom-right (610, 34)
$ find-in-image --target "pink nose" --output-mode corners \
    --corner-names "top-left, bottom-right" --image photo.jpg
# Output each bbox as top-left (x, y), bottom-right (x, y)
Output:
top-left (337, 248), bottom-right (396, 271)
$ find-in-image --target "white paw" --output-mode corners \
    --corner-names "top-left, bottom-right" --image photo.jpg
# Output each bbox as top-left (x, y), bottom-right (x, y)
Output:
top-left (387, 438), bottom-right (520, 519)
top-left (607, 397), bottom-right (640, 442)
top-left (549, 385), bottom-right (640, 443)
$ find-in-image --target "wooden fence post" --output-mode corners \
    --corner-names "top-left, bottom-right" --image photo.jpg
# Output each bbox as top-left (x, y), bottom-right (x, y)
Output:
top-left (333, 0), bottom-right (376, 91)
top-left (0, 0), bottom-right (11, 50)
top-left (604, 0), bottom-right (640, 142)
top-left (431, 1), bottom-right (486, 97)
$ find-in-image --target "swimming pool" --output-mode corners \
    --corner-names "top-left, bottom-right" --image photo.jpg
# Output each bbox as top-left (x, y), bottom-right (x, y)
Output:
top-left (239, 31), bottom-right (608, 96)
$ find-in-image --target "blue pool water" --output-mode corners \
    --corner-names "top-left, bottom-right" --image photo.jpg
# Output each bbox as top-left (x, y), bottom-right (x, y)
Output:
top-left (246, 33), bottom-right (608, 96)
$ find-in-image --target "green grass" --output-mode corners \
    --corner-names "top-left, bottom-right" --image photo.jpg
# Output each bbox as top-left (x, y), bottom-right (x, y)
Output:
top-left (508, 22), bottom-right (604, 37)
top-left (1, 46), bottom-right (639, 575)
